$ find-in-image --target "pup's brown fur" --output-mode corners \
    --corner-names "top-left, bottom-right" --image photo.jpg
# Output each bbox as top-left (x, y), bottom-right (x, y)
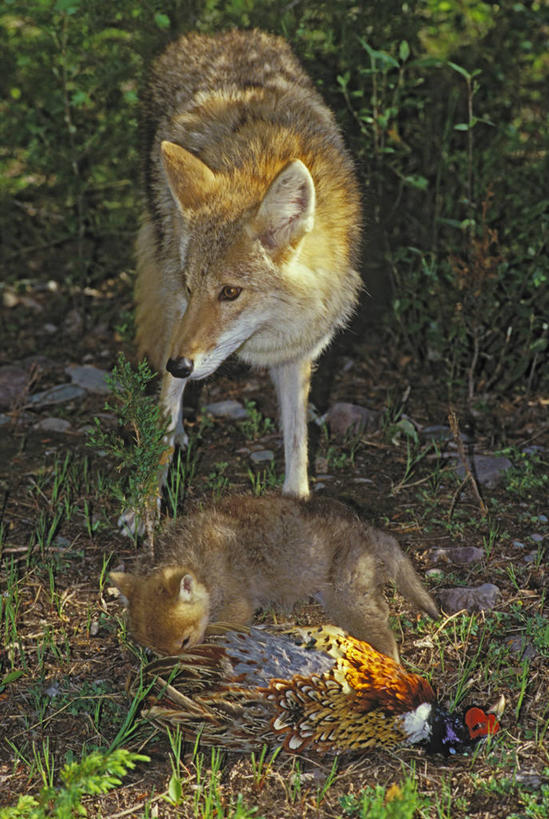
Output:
top-left (111, 496), bottom-right (438, 661)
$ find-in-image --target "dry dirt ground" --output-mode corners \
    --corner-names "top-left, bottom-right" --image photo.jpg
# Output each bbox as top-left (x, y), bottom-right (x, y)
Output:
top-left (0, 276), bottom-right (547, 817)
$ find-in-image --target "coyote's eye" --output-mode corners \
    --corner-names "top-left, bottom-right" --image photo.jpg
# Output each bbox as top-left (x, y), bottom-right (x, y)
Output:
top-left (219, 285), bottom-right (242, 301)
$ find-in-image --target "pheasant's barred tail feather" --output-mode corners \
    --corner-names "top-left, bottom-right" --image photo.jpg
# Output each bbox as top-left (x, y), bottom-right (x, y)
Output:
top-left (133, 623), bottom-right (499, 756)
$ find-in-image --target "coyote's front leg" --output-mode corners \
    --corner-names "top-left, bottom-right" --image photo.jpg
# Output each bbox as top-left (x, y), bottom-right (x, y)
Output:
top-left (270, 358), bottom-right (312, 498)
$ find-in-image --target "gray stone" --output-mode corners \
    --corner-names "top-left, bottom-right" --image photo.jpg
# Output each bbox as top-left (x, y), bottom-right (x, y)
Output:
top-left (438, 583), bottom-right (501, 613)
top-left (323, 402), bottom-right (379, 438)
top-left (66, 364), bottom-right (111, 394)
top-left (0, 365), bottom-right (28, 410)
top-left (432, 546), bottom-right (484, 565)
top-left (29, 383), bottom-right (86, 407)
top-left (64, 308), bottom-right (84, 337)
top-left (203, 400), bottom-right (249, 420)
top-left (522, 445), bottom-right (545, 456)
top-left (455, 454), bottom-right (512, 488)
top-left (249, 449), bottom-right (274, 464)
top-left (506, 635), bottom-right (537, 661)
top-left (33, 417), bottom-right (72, 433)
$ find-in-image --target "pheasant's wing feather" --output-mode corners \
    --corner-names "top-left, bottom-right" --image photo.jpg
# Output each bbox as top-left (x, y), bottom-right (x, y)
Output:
top-left (135, 624), bottom-right (436, 754)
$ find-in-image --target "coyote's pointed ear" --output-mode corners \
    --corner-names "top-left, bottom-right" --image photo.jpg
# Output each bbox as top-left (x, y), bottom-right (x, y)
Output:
top-left (178, 573), bottom-right (196, 603)
top-left (109, 572), bottom-right (135, 606)
top-left (252, 160), bottom-right (316, 255)
top-left (161, 141), bottom-right (218, 212)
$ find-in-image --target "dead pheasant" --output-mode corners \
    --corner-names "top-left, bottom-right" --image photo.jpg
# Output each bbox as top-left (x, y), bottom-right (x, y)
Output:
top-left (133, 624), bottom-right (500, 755)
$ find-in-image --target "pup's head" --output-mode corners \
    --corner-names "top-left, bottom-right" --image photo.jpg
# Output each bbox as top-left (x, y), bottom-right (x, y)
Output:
top-left (110, 566), bottom-right (210, 656)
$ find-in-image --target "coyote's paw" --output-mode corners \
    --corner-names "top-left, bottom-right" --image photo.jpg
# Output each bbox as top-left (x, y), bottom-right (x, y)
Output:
top-left (173, 427), bottom-right (189, 449)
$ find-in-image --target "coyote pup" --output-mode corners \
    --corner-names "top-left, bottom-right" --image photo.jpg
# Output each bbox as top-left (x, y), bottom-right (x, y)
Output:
top-left (135, 30), bottom-right (361, 499)
top-left (111, 496), bottom-right (438, 661)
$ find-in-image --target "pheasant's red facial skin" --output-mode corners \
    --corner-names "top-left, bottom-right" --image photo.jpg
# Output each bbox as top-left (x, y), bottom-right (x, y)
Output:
top-left (465, 707), bottom-right (500, 739)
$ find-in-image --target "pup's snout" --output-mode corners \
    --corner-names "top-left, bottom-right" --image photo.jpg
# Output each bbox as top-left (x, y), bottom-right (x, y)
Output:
top-left (166, 356), bottom-right (194, 379)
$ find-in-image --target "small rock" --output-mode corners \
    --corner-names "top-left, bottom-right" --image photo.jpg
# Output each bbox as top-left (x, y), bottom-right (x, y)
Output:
top-left (523, 551), bottom-right (540, 564)
top-left (203, 400), bottom-right (249, 420)
top-left (431, 546), bottom-right (484, 565)
top-left (29, 383), bottom-right (86, 407)
top-left (66, 364), bottom-right (111, 394)
top-left (42, 323), bottom-right (57, 334)
top-left (45, 682), bottom-right (61, 698)
top-left (33, 417), bottom-right (72, 433)
top-left (512, 540), bottom-right (526, 548)
top-left (89, 621), bottom-right (100, 637)
top-left (537, 514), bottom-right (548, 523)
top-left (0, 365), bottom-right (28, 410)
top-left (455, 454), bottom-right (512, 488)
top-left (522, 445), bottom-right (545, 456)
top-left (322, 402), bottom-right (379, 438)
top-left (530, 533), bottom-right (544, 543)
top-left (0, 413), bottom-right (10, 426)
top-left (426, 568), bottom-right (444, 579)
top-left (64, 308), bottom-right (84, 337)
top-left (514, 771), bottom-right (545, 788)
top-left (315, 456), bottom-right (330, 473)
top-left (438, 583), bottom-right (501, 613)
top-left (3, 288), bottom-right (18, 308)
top-left (505, 635), bottom-right (537, 661)
top-left (249, 449), bottom-right (274, 464)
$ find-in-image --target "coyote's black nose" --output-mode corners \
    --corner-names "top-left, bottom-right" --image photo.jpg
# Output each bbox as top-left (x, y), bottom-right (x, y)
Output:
top-left (166, 356), bottom-right (194, 378)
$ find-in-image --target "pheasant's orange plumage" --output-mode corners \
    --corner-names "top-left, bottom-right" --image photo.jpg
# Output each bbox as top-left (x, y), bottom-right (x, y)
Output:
top-left (135, 624), bottom-right (499, 755)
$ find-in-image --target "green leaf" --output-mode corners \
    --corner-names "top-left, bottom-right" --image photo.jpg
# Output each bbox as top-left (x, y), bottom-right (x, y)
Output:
top-left (399, 40), bottom-right (410, 62)
top-left (447, 60), bottom-right (471, 80)
top-left (403, 174), bottom-right (428, 190)
top-left (154, 12), bottom-right (170, 29)
top-left (167, 772), bottom-right (183, 804)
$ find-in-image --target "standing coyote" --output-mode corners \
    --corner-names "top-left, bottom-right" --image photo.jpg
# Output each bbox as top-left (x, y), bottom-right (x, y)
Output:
top-left (136, 30), bottom-right (362, 497)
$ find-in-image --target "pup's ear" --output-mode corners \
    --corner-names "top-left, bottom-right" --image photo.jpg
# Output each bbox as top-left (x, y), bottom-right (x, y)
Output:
top-left (109, 572), bottom-right (135, 606)
top-left (178, 573), bottom-right (196, 603)
top-left (161, 141), bottom-right (218, 212)
top-left (252, 160), bottom-right (315, 255)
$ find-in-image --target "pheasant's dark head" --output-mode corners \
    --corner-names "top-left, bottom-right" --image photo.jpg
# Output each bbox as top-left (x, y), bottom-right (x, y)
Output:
top-left (423, 704), bottom-right (500, 756)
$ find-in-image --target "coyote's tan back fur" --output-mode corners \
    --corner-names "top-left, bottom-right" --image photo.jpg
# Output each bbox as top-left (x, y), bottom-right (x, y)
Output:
top-left (111, 496), bottom-right (438, 661)
top-left (133, 30), bottom-right (362, 503)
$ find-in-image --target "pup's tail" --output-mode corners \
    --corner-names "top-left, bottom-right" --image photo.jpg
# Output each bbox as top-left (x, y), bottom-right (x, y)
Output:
top-left (377, 530), bottom-right (439, 618)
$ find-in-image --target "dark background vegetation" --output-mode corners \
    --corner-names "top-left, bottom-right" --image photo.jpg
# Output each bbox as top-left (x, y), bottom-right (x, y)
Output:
top-left (2, 0), bottom-right (548, 397)
top-left (0, 1), bottom-right (548, 817)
